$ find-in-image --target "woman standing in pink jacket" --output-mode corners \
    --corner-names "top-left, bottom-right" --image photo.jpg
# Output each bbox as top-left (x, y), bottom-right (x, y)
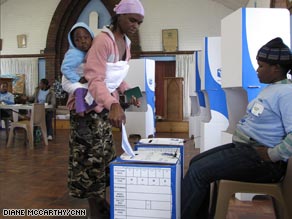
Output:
top-left (67, 0), bottom-right (144, 218)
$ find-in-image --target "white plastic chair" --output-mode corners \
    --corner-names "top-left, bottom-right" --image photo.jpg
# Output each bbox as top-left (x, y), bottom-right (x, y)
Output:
top-left (6, 103), bottom-right (48, 148)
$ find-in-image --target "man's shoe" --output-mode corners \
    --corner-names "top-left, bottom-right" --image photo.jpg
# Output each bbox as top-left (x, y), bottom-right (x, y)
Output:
top-left (47, 135), bottom-right (53, 141)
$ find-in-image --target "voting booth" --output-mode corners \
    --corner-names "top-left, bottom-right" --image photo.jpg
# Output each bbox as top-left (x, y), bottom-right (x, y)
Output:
top-left (110, 150), bottom-right (181, 219)
top-left (188, 51), bottom-right (210, 149)
top-left (200, 37), bottom-right (229, 152)
top-left (124, 59), bottom-right (155, 139)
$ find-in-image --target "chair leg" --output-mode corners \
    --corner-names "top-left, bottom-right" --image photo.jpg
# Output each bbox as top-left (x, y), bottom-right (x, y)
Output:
top-left (272, 197), bottom-right (283, 219)
top-left (4, 119), bottom-right (10, 140)
top-left (6, 126), bottom-right (14, 147)
top-left (272, 196), bottom-right (290, 219)
top-left (209, 181), bottom-right (218, 218)
top-left (40, 125), bottom-right (48, 146)
top-left (214, 184), bottom-right (235, 219)
top-left (27, 127), bottom-right (34, 149)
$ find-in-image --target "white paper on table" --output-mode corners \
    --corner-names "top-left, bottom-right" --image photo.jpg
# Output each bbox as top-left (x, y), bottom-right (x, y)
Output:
top-left (121, 123), bottom-right (136, 158)
top-left (120, 150), bottom-right (180, 164)
top-left (139, 138), bottom-right (184, 145)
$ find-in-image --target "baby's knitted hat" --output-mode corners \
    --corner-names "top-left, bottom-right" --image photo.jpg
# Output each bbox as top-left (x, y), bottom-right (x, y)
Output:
top-left (256, 37), bottom-right (292, 65)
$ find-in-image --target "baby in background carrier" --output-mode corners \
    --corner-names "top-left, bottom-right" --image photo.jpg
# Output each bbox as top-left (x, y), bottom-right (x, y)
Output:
top-left (61, 22), bottom-right (96, 136)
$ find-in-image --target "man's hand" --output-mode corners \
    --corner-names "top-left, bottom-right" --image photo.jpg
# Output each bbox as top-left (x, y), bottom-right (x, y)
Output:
top-left (108, 103), bottom-right (126, 128)
top-left (255, 146), bottom-right (272, 162)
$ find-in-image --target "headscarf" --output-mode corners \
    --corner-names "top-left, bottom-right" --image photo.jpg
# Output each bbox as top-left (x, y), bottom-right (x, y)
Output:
top-left (113, 0), bottom-right (144, 16)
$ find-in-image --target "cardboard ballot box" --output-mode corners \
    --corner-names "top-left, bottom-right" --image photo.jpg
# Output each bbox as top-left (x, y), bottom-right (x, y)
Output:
top-left (135, 138), bottom-right (184, 179)
top-left (110, 150), bottom-right (181, 219)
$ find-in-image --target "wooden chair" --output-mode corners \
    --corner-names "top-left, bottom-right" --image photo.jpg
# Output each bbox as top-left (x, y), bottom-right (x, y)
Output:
top-left (214, 157), bottom-right (292, 219)
top-left (6, 103), bottom-right (48, 148)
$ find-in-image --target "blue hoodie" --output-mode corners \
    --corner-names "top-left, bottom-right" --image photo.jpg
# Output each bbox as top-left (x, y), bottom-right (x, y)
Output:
top-left (61, 22), bottom-right (94, 83)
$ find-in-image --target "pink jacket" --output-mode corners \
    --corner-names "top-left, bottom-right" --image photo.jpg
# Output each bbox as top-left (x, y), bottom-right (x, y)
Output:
top-left (66, 27), bottom-right (131, 112)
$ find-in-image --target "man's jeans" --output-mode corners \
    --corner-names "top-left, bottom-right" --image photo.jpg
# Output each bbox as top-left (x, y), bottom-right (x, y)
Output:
top-left (181, 142), bottom-right (287, 219)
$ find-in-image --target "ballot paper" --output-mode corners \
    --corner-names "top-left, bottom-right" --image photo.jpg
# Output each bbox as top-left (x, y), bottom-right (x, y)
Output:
top-left (121, 123), bottom-right (136, 158)
top-left (119, 150), bottom-right (180, 164)
top-left (139, 138), bottom-right (184, 145)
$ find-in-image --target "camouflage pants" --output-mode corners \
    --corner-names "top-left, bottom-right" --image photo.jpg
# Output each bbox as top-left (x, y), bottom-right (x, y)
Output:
top-left (68, 110), bottom-right (116, 199)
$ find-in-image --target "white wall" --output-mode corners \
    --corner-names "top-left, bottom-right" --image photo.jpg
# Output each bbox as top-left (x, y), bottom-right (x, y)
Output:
top-left (0, 0), bottom-right (60, 55)
top-left (139, 0), bottom-right (232, 51)
top-left (0, 0), bottom-right (233, 55)
top-left (0, 0), bottom-right (273, 55)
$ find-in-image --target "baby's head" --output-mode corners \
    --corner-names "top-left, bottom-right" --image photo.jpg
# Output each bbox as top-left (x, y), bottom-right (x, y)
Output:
top-left (71, 27), bottom-right (92, 52)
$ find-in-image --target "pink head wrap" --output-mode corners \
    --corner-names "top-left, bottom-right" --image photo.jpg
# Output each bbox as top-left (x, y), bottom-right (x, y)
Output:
top-left (113, 0), bottom-right (145, 16)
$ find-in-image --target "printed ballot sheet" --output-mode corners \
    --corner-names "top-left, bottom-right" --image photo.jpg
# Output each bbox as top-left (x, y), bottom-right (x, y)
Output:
top-left (112, 165), bottom-right (173, 219)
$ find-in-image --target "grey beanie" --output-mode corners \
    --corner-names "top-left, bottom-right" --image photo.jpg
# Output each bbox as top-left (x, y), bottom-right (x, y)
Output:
top-left (256, 37), bottom-right (292, 66)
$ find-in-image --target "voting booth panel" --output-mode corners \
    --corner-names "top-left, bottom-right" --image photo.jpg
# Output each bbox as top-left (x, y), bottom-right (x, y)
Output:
top-left (125, 59), bottom-right (155, 138)
top-left (189, 51), bottom-right (211, 149)
top-left (200, 37), bottom-right (229, 151)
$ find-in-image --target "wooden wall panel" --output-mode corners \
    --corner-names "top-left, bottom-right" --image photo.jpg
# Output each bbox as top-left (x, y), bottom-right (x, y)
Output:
top-left (155, 61), bottom-right (176, 117)
top-left (163, 77), bottom-right (183, 121)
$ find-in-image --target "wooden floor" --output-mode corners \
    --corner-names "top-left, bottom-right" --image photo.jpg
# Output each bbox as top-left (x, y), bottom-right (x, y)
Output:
top-left (0, 128), bottom-right (276, 219)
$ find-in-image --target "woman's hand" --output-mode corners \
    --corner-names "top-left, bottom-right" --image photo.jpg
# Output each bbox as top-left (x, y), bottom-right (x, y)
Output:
top-left (108, 103), bottom-right (126, 128)
top-left (128, 95), bottom-right (141, 107)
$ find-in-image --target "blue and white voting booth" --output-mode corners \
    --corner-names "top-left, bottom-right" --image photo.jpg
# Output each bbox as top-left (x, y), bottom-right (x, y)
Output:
top-left (220, 7), bottom-right (291, 200)
top-left (200, 37), bottom-right (229, 152)
top-left (188, 51), bottom-right (210, 149)
top-left (110, 150), bottom-right (181, 219)
top-left (189, 51), bottom-right (202, 147)
top-left (124, 59), bottom-right (155, 138)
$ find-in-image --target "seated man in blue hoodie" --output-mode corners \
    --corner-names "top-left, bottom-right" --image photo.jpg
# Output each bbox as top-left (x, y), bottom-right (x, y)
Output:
top-left (0, 81), bottom-right (15, 120)
top-left (61, 22), bottom-right (95, 136)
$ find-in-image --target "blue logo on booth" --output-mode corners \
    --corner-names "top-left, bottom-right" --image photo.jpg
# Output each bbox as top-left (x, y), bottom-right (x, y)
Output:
top-left (148, 79), bottom-right (153, 86)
